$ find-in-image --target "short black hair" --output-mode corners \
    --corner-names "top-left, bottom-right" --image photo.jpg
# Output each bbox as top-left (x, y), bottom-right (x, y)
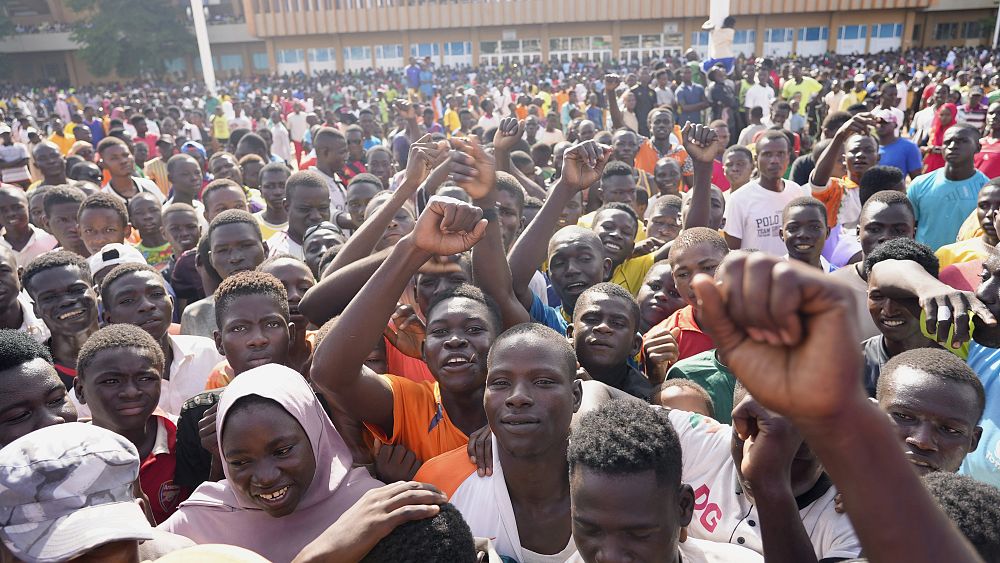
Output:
top-left (489, 322), bottom-right (576, 376)
top-left (258, 253), bottom-right (314, 281)
top-left (654, 379), bottom-right (715, 418)
top-left (236, 133), bottom-right (268, 157)
top-left (100, 263), bottom-right (162, 305)
top-left (576, 282), bottom-right (640, 328)
top-left (670, 227), bottom-right (729, 260)
top-left (95, 136), bottom-right (127, 156)
top-left (201, 178), bottom-right (246, 206)
top-left (524, 196), bottom-right (543, 210)
top-left (78, 192), bottom-right (128, 228)
top-left (822, 111), bottom-right (852, 133)
top-left (208, 151), bottom-right (237, 170)
top-left (782, 196), bottom-right (828, 226)
top-left (286, 170), bottom-right (329, 201)
top-left (495, 171), bottom-right (525, 214)
top-left (359, 502), bottom-right (476, 563)
top-left (0, 329), bottom-right (52, 371)
top-left (652, 194), bottom-right (683, 214)
top-left (568, 399), bottom-right (683, 488)
top-left (602, 160), bottom-right (634, 180)
top-left (22, 250), bottom-right (92, 294)
top-left (77, 324), bottom-right (165, 380)
top-left (214, 270), bottom-right (288, 328)
top-left (755, 129), bottom-right (790, 153)
top-left (426, 283), bottom-right (501, 335)
top-left (260, 161), bottom-right (292, 179)
top-left (722, 145), bottom-right (752, 162)
top-left (861, 188), bottom-right (914, 219)
top-left (208, 209), bottom-right (262, 244)
top-left (348, 172), bottom-right (384, 191)
top-left (162, 202), bottom-right (200, 221)
top-left (863, 237), bottom-right (938, 278)
top-left (859, 166), bottom-right (906, 206)
top-left (922, 472), bottom-right (1000, 561)
top-left (42, 185), bottom-right (86, 218)
top-left (594, 202), bottom-right (639, 234)
top-left (878, 348), bottom-right (985, 416)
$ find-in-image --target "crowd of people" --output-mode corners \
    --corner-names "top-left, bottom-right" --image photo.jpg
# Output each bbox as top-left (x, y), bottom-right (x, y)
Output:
top-left (0, 43), bottom-right (998, 562)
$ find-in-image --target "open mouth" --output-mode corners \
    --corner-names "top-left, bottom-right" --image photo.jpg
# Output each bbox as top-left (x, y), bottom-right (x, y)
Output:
top-left (58, 309), bottom-right (86, 321)
top-left (564, 281), bottom-right (588, 294)
top-left (442, 354), bottom-right (475, 370)
top-left (880, 318), bottom-right (906, 328)
top-left (792, 243), bottom-right (814, 252)
top-left (906, 455), bottom-right (938, 473)
top-left (256, 486), bottom-right (290, 504)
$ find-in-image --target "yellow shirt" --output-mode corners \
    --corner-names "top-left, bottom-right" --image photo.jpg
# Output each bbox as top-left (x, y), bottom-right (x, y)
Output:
top-left (47, 133), bottom-right (75, 155)
top-left (253, 211), bottom-right (288, 240)
top-left (609, 253), bottom-right (656, 297)
top-left (211, 114), bottom-right (229, 139)
top-left (956, 209), bottom-right (984, 241)
top-left (443, 109), bottom-right (461, 135)
top-left (935, 237), bottom-right (991, 270)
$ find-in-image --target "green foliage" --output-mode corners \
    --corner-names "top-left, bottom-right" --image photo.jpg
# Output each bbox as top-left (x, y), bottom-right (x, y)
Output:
top-left (66, 0), bottom-right (195, 77)
top-left (0, 9), bottom-right (14, 40)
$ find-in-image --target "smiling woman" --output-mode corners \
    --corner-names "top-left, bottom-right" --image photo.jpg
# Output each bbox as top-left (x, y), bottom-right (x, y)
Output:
top-left (158, 364), bottom-right (383, 561)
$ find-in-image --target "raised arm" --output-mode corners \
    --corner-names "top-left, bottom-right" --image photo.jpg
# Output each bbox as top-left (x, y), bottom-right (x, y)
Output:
top-left (809, 112), bottom-right (876, 190)
top-left (449, 135), bottom-right (532, 329)
top-left (300, 247), bottom-right (392, 326)
top-left (493, 117), bottom-right (547, 200)
top-left (311, 196), bottom-right (487, 438)
top-left (679, 122), bottom-right (718, 230)
top-left (508, 140), bottom-right (612, 309)
top-left (604, 74), bottom-right (624, 130)
top-left (692, 255), bottom-right (984, 563)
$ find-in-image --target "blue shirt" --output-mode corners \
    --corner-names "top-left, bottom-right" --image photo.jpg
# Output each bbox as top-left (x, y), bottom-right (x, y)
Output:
top-left (907, 169), bottom-right (989, 250)
top-left (529, 293), bottom-right (568, 335)
top-left (960, 342), bottom-right (1000, 487)
top-left (674, 83), bottom-right (706, 126)
top-left (405, 65), bottom-right (421, 89)
top-left (878, 138), bottom-right (922, 176)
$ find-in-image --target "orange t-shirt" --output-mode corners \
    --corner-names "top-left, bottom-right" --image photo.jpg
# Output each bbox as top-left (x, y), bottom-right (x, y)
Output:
top-left (385, 337), bottom-right (435, 383)
top-left (366, 374), bottom-right (469, 463)
top-left (515, 106), bottom-right (529, 120)
top-left (633, 129), bottom-right (689, 176)
top-left (811, 176), bottom-right (854, 228)
top-left (413, 445), bottom-right (476, 499)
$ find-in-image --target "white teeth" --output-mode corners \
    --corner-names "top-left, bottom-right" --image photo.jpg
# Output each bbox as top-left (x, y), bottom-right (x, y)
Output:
top-left (794, 244), bottom-right (812, 250)
top-left (259, 486), bottom-right (288, 501)
top-left (58, 309), bottom-right (84, 320)
top-left (882, 319), bottom-right (905, 327)
top-left (447, 357), bottom-right (468, 365)
top-left (606, 243), bottom-right (621, 251)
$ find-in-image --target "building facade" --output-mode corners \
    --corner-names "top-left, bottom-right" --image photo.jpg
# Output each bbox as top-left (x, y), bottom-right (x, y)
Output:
top-left (2, 0), bottom-right (996, 84)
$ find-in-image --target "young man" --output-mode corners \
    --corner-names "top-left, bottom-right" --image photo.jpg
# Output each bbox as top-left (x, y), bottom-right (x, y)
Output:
top-left (162, 203), bottom-right (203, 309)
top-left (576, 161), bottom-right (647, 240)
top-left (877, 348), bottom-right (983, 476)
top-left (266, 170), bottom-right (331, 260)
top-left (101, 263), bottom-right (223, 415)
top-left (255, 161), bottom-right (291, 239)
top-left (723, 131), bottom-right (808, 255)
top-left (200, 178), bottom-right (250, 225)
top-left (645, 195), bottom-right (683, 244)
top-left (164, 154), bottom-right (205, 216)
top-left (74, 324), bottom-right (190, 523)
top-left (128, 192), bottom-right (172, 272)
top-left (28, 141), bottom-right (67, 189)
top-left (567, 399), bottom-right (764, 562)
top-left (722, 146), bottom-right (754, 194)
top-left (414, 324), bottom-right (584, 561)
top-left (22, 251), bottom-right (99, 390)
top-left (0, 183), bottom-right (56, 267)
top-left (935, 179), bottom-right (1000, 269)
top-left (77, 192), bottom-right (132, 257)
top-left (636, 261), bottom-right (685, 336)
top-left (257, 255), bottom-right (315, 375)
top-left (43, 185), bottom-right (89, 257)
top-left (309, 127), bottom-right (351, 231)
top-left (312, 196), bottom-right (494, 464)
top-left (96, 137), bottom-right (164, 205)
top-left (908, 124), bottom-right (989, 251)
top-left (569, 283), bottom-right (650, 400)
top-left (862, 238), bottom-right (943, 396)
top-left (180, 209), bottom-right (267, 338)
top-left (345, 173), bottom-right (383, 230)
top-left (828, 190), bottom-right (917, 341)
top-left (0, 329), bottom-right (76, 447)
top-left (780, 197), bottom-right (832, 271)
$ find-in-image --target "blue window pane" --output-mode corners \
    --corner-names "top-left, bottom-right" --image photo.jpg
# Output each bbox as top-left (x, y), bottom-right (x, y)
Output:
top-left (822, 27), bottom-right (829, 40)
top-left (252, 53), bottom-right (268, 70)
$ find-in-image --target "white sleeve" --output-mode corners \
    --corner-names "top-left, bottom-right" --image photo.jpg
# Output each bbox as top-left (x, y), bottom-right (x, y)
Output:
top-left (722, 193), bottom-right (745, 240)
top-left (666, 408), bottom-right (733, 481)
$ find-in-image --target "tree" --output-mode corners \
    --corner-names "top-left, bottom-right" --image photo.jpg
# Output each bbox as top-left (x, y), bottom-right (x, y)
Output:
top-left (66, 0), bottom-right (195, 78)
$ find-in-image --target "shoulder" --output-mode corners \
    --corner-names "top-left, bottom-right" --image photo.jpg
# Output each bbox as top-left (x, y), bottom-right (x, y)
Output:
top-left (413, 445), bottom-right (477, 499)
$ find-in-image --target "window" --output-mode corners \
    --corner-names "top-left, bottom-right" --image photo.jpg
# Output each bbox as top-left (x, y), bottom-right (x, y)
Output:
top-left (838, 25), bottom-right (867, 40)
top-left (935, 22), bottom-right (958, 40)
top-left (218, 54), bottom-right (244, 72)
top-left (276, 49), bottom-right (304, 64)
top-left (252, 52), bottom-right (269, 70)
top-left (962, 21), bottom-right (987, 39)
top-left (734, 30), bottom-right (756, 44)
top-left (344, 46), bottom-right (371, 60)
top-left (798, 27), bottom-right (829, 42)
top-left (376, 44), bottom-right (403, 58)
top-left (642, 34), bottom-right (663, 48)
top-left (621, 35), bottom-right (640, 49)
top-left (765, 28), bottom-right (792, 43)
top-left (444, 42), bottom-right (469, 56)
top-left (308, 47), bottom-right (334, 62)
top-left (873, 23), bottom-right (903, 38)
top-left (571, 37), bottom-right (589, 51)
top-left (410, 43), bottom-right (440, 58)
top-left (521, 39), bottom-right (540, 52)
top-left (691, 31), bottom-right (709, 46)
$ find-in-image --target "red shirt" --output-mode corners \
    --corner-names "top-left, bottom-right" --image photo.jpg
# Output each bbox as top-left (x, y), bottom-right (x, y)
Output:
top-left (712, 159), bottom-right (730, 191)
top-left (975, 138), bottom-right (1000, 179)
top-left (646, 305), bottom-right (715, 363)
top-left (140, 414), bottom-right (191, 524)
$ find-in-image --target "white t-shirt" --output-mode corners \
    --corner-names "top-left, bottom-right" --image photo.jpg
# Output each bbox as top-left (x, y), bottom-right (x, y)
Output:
top-left (478, 114), bottom-right (501, 132)
top-left (266, 231), bottom-right (305, 261)
top-left (538, 128), bottom-right (567, 146)
top-left (667, 409), bottom-right (862, 560)
top-left (566, 537), bottom-right (763, 563)
top-left (0, 142), bottom-right (31, 183)
top-left (287, 112), bottom-right (310, 142)
top-left (743, 84), bottom-right (775, 120)
top-left (723, 179), bottom-right (809, 256)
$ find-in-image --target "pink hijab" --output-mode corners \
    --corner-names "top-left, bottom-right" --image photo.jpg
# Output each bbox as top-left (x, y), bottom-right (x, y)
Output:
top-left (157, 364), bottom-right (382, 561)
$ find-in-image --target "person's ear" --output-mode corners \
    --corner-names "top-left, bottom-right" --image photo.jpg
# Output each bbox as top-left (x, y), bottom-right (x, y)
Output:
top-left (123, 223), bottom-right (132, 240)
top-left (630, 330), bottom-right (643, 359)
top-left (73, 377), bottom-right (86, 405)
top-left (778, 227), bottom-right (785, 241)
top-left (565, 323), bottom-right (575, 340)
top-left (213, 329), bottom-right (225, 356)
top-left (602, 257), bottom-right (613, 281)
top-left (971, 425), bottom-right (983, 453)
top-left (571, 377), bottom-right (583, 413)
top-left (678, 483), bottom-right (695, 528)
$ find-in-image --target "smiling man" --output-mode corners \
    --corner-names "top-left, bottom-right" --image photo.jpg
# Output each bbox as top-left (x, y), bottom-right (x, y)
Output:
top-left (781, 197), bottom-right (832, 272)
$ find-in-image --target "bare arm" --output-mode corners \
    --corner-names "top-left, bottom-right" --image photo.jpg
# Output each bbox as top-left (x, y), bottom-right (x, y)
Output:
top-left (604, 74), bottom-right (624, 130)
top-left (809, 113), bottom-right (876, 190)
top-left (300, 248), bottom-right (391, 326)
top-left (679, 123), bottom-right (718, 230)
top-left (492, 117), bottom-right (547, 200)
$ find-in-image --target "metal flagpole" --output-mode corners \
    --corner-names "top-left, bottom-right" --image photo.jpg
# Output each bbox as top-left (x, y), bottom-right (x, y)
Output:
top-left (190, 0), bottom-right (217, 95)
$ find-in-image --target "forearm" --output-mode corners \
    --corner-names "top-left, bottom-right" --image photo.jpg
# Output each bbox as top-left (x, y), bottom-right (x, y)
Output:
top-left (608, 93), bottom-right (623, 130)
top-left (329, 182), bottom-right (418, 272)
top-left (683, 161), bottom-right (714, 229)
top-left (797, 402), bottom-right (981, 563)
top-left (405, 117), bottom-right (420, 142)
top-left (509, 181), bottom-right (573, 294)
top-left (752, 483), bottom-right (820, 563)
top-left (508, 164), bottom-right (547, 200)
top-left (810, 133), bottom-right (846, 187)
top-left (300, 248), bottom-right (391, 325)
top-left (311, 238), bottom-right (430, 391)
top-left (473, 198), bottom-right (531, 329)
top-left (869, 260), bottom-right (945, 300)
top-left (494, 147), bottom-right (512, 174)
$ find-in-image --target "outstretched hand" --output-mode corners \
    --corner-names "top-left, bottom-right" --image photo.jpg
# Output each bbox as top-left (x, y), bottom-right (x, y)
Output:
top-left (403, 135), bottom-right (448, 190)
top-left (691, 254), bottom-right (865, 422)
top-left (394, 99), bottom-right (418, 120)
top-left (448, 136), bottom-right (496, 201)
top-left (493, 117), bottom-right (525, 153)
top-left (681, 122), bottom-right (720, 164)
top-left (560, 140), bottom-right (613, 191)
top-left (603, 73), bottom-right (622, 93)
top-left (410, 195), bottom-right (488, 256)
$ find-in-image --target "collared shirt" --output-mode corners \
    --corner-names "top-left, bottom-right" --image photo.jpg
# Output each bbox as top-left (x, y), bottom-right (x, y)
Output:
top-left (16, 291), bottom-right (49, 344)
top-left (309, 166), bottom-right (347, 218)
top-left (140, 414), bottom-right (191, 524)
top-left (961, 342), bottom-right (1000, 487)
top-left (0, 224), bottom-right (58, 268)
top-left (158, 334), bottom-right (225, 417)
top-left (102, 176), bottom-right (166, 206)
top-left (647, 305), bottom-right (714, 364)
top-left (265, 230), bottom-right (304, 260)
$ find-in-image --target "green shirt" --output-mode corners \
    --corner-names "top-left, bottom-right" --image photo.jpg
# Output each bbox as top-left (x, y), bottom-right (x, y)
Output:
top-left (666, 349), bottom-right (737, 424)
